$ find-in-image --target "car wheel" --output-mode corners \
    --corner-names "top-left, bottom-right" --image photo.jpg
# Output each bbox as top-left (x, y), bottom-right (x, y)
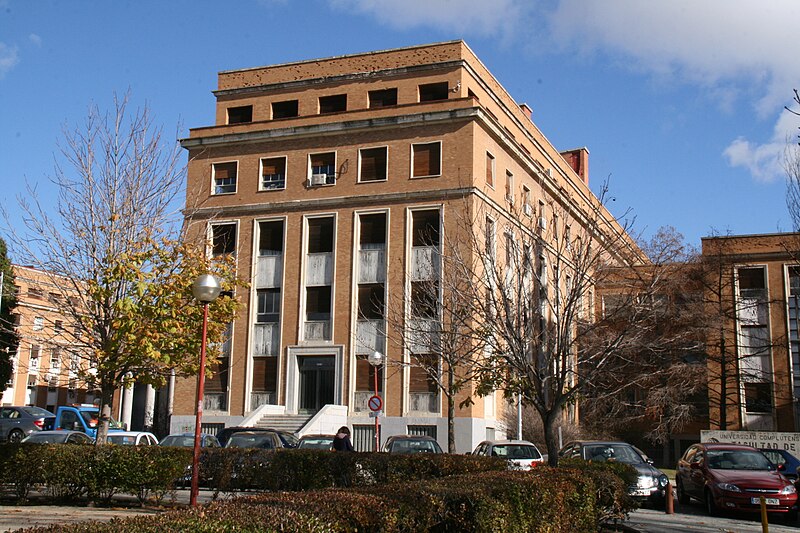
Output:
top-left (8, 429), bottom-right (24, 443)
top-left (676, 480), bottom-right (690, 505)
top-left (705, 490), bottom-right (718, 517)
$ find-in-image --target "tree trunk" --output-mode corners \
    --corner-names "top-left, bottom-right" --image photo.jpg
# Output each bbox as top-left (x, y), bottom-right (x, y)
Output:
top-left (95, 383), bottom-right (115, 445)
top-left (542, 409), bottom-right (561, 466)
top-left (447, 367), bottom-right (456, 453)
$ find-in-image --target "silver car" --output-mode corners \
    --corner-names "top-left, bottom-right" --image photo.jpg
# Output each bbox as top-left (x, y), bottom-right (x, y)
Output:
top-left (0, 406), bottom-right (55, 443)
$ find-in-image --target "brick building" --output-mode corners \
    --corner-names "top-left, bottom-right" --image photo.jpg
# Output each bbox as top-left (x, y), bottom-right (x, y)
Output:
top-left (172, 41), bottom-right (638, 452)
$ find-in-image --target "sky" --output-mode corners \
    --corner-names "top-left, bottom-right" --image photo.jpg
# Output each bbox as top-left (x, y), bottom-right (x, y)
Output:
top-left (1, 0), bottom-right (799, 255)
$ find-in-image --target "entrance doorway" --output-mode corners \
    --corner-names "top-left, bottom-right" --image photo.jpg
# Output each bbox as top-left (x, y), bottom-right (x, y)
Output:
top-left (299, 356), bottom-right (335, 413)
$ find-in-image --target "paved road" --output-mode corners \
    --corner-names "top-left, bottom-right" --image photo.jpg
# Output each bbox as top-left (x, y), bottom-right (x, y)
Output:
top-left (621, 504), bottom-right (800, 533)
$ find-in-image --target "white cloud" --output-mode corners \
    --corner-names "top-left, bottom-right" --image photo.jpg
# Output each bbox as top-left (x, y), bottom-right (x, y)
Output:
top-left (29, 34), bottom-right (42, 47)
top-left (723, 110), bottom-right (800, 182)
top-left (328, 0), bottom-right (529, 39)
top-left (0, 42), bottom-right (19, 79)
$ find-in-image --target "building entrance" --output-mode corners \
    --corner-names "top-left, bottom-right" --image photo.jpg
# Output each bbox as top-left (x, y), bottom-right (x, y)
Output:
top-left (298, 356), bottom-right (335, 413)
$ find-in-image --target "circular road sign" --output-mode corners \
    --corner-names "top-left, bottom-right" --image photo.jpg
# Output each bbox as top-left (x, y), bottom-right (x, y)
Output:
top-left (368, 395), bottom-right (383, 412)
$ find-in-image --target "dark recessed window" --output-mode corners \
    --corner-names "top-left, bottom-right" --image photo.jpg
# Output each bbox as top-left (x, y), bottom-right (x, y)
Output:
top-left (369, 88), bottom-right (398, 108)
top-left (744, 382), bottom-right (772, 413)
top-left (307, 217), bottom-right (334, 253)
top-left (272, 100), bottom-right (299, 119)
top-left (227, 105), bottom-right (253, 124)
top-left (419, 82), bottom-right (449, 102)
top-left (212, 224), bottom-right (237, 256)
top-left (319, 94), bottom-right (347, 114)
top-left (359, 147), bottom-right (388, 182)
top-left (412, 142), bottom-right (441, 178)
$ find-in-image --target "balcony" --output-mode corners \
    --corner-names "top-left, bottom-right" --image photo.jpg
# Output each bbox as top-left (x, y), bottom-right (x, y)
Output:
top-left (411, 246), bottom-right (439, 281)
top-left (250, 391), bottom-right (277, 409)
top-left (408, 318), bottom-right (440, 354)
top-left (256, 254), bottom-right (283, 288)
top-left (355, 319), bottom-right (385, 355)
top-left (253, 323), bottom-right (280, 356)
top-left (204, 393), bottom-right (227, 412)
top-left (359, 246), bottom-right (386, 283)
top-left (409, 392), bottom-right (439, 413)
top-left (353, 391), bottom-right (372, 412)
top-left (306, 252), bottom-right (333, 286)
top-left (304, 320), bottom-right (331, 341)
top-left (738, 297), bottom-right (768, 326)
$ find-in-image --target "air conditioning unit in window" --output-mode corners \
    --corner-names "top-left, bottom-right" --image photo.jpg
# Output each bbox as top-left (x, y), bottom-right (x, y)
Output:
top-left (309, 173), bottom-right (328, 187)
top-left (523, 203), bottom-right (532, 216)
top-left (538, 216), bottom-right (547, 230)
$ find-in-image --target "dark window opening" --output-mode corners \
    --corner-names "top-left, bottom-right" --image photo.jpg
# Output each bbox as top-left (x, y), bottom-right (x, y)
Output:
top-left (212, 224), bottom-right (237, 256)
top-left (360, 213), bottom-right (386, 246)
top-left (358, 284), bottom-right (385, 320)
top-left (409, 360), bottom-right (438, 393)
top-left (412, 210), bottom-right (440, 246)
top-left (257, 288), bottom-right (281, 323)
top-left (260, 157), bottom-right (286, 190)
top-left (738, 267), bottom-right (766, 299)
top-left (359, 147), bottom-right (387, 182)
top-left (227, 105), bottom-right (253, 124)
top-left (468, 88), bottom-right (478, 101)
top-left (306, 286), bottom-right (332, 321)
top-left (319, 94), bottom-right (347, 114)
top-left (307, 217), bottom-right (334, 253)
top-left (369, 88), bottom-right (397, 108)
top-left (412, 142), bottom-right (441, 177)
top-left (419, 82), bottom-right (449, 102)
top-left (258, 220), bottom-right (284, 256)
top-left (272, 100), bottom-right (299, 119)
top-left (744, 382), bottom-right (772, 413)
top-left (252, 357), bottom-right (278, 393)
top-left (411, 282), bottom-right (438, 319)
top-left (355, 358), bottom-right (383, 392)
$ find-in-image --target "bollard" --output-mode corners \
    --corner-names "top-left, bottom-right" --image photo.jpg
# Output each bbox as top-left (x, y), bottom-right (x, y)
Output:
top-left (665, 482), bottom-right (674, 514)
top-left (760, 495), bottom-right (769, 533)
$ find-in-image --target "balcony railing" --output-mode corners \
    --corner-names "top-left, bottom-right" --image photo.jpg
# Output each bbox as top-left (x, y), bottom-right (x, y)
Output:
top-left (256, 254), bottom-right (283, 288)
top-left (411, 246), bottom-right (439, 281)
top-left (353, 391), bottom-right (372, 412)
top-left (250, 391), bottom-right (276, 409)
top-left (253, 323), bottom-right (280, 356)
top-left (304, 320), bottom-right (331, 341)
top-left (306, 252), bottom-right (333, 286)
top-left (355, 319), bottom-right (385, 355)
top-left (409, 392), bottom-right (438, 413)
top-left (359, 247), bottom-right (386, 283)
top-left (408, 318), bottom-right (440, 354)
top-left (203, 393), bottom-right (227, 412)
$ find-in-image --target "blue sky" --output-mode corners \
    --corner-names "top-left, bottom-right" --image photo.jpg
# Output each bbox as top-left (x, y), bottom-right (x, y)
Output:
top-left (1, 0), bottom-right (798, 254)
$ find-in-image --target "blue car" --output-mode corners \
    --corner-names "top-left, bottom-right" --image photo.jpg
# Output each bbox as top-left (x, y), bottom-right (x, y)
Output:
top-left (760, 448), bottom-right (800, 481)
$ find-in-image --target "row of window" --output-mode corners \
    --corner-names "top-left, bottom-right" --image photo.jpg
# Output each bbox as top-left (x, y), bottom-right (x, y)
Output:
top-left (211, 142), bottom-right (442, 195)
top-left (225, 82), bottom-right (452, 124)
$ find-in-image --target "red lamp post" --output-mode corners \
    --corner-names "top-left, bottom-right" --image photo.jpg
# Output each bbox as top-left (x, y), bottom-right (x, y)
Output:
top-left (189, 274), bottom-right (221, 507)
top-left (367, 350), bottom-right (384, 451)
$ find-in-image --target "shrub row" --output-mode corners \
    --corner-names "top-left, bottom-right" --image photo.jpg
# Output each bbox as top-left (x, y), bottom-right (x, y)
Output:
top-left (21, 466), bottom-right (636, 533)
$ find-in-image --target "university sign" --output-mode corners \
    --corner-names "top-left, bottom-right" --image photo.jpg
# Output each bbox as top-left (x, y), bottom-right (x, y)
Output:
top-left (701, 430), bottom-right (800, 453)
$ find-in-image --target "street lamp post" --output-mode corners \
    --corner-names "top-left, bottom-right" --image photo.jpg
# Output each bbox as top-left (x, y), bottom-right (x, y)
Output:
top-left (190, 274), bottom-right (221, 507)
top-left (367, 350), bottom-right (384, 452)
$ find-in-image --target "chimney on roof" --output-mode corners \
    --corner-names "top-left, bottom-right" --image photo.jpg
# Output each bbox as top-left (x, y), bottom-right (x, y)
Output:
top-left (518, 103), bottom-right (532, 120)
top-left (560, 147), bottom-right (589, 186)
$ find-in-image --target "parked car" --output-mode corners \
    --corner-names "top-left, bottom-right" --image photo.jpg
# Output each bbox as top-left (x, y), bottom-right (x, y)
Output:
top-left (0, 406), bottom-right (55, 443)
top-left (297, 434), bottom-right (335, 450)
top-left (760, 448), bottom-right (800, 482)
top-left (105, 431), bottom-right (159, 446)
top-left (52, 404), bottom-right (125, 438)
top-left (676, 443), bottom-right (798, 520)
top-left (216, 426), bottom-right (298, 448)
top-left (22, 430), bottom-right (93, 444)
top-left (383, 435), bottom-right (443, 454)
top-left (559, 440), bottom-right (669, 506)
top-left (160, 432), bottom-right (220, 448)
top-left (471, 440), bottom-right (544, 471)
top-left (224, 430), bottom-right (292, 450)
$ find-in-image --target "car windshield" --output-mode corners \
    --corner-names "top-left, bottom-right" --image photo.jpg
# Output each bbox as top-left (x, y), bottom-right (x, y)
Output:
top-left (160, 435), bottom-right (195, 447)
top-left (492, 444), bottom-right (541, 460)
top-left (707, 450), bottom-right (773, 470)
top-left (390, 438), bottom-right (442, 454)
top-left (585, 444), bottom-right (643, 464)
top-left (226, 434), bottom-right (275, 449)
top-left (20, 406), bottom-right (54, 417)
top-left (298, 437), bottom-right (333, 449)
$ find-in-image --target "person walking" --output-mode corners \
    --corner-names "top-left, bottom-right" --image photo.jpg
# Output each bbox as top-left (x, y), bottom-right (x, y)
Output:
top-left (332, 426), bottom-right (354, 451)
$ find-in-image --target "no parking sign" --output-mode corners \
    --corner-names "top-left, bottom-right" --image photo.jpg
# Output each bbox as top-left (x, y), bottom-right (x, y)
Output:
top-left (368, 395), bottom-right (382, 412)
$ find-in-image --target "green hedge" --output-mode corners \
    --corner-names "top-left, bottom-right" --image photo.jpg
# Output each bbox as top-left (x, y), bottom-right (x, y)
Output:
top-left (20, 466), bottom-right (634, 532)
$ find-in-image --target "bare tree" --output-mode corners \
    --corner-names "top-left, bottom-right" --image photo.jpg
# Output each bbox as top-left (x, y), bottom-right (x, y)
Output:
top-left (3, 94), bottom-right (242, 443)
top-left (785, 89), bottom-right (800, 229)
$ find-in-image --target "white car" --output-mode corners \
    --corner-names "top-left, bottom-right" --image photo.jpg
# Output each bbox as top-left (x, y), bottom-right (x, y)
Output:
top-left (471, 440), bottom-right (545, 470)
top-left (105, 431), bottom-right (159, 446)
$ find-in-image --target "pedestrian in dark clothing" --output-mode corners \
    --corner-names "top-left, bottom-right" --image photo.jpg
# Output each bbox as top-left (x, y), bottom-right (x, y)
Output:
top-left (333, 426), bottom-right (354, 451)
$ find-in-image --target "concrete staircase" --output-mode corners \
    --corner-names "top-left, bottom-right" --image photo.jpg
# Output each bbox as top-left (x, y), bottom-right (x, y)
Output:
top-left (254, 414), bottom-right (312, 434)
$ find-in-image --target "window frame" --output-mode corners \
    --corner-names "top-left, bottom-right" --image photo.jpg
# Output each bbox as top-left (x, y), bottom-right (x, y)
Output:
top-left (259, 156), bottom-right (287, 191)
top-left (418, 82), bottom-right (449, 102)
top-left (271, 99), bottom-right (299, 119)
top-left (368, 88), bottom-right (398, 108)
top-left (410, 141), bottom-right (442, 179)
top-left (209, 221), bottom-right (238, 257)
top-left (505, 170), bottom-right (514, 204)
top-left (318, 94), bottom-right (347, 114)
top-left (212, 161), bottom-right (238, 195)
top-left (358, 146), bottom-right (389, 183)
top-left (308, 151), bottom-right (337, 186)
top-left (227, 105), bottom-right (253, 124)
top-left (485, 152), bottom-right (495, 188)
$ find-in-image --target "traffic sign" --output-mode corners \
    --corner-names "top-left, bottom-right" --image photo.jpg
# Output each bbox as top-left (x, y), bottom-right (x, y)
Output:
top-left (368, 394), bottom-right (383, 412)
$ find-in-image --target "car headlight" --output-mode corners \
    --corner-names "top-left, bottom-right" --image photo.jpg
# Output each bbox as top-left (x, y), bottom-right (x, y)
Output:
top-left (637, 475), bottom-right (657, 489)
top-left (780, 484), bottom-right (797, 495)
top-left (658, 474), bottom-right (669, 487)
top-left (717, 483), bottom-right (741, 492)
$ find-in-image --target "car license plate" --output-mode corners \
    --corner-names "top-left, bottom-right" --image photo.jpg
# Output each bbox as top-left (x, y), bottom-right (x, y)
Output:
top-left (751, 497), bottom-right (780, 505)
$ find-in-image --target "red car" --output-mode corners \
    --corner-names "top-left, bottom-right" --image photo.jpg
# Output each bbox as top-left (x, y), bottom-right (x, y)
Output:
top-left (676, 443), bottom-right (798, 520)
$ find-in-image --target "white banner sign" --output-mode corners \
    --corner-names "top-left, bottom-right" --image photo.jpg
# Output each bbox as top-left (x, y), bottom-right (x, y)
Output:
top-left (701, 430), bottom-right (800, 453)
